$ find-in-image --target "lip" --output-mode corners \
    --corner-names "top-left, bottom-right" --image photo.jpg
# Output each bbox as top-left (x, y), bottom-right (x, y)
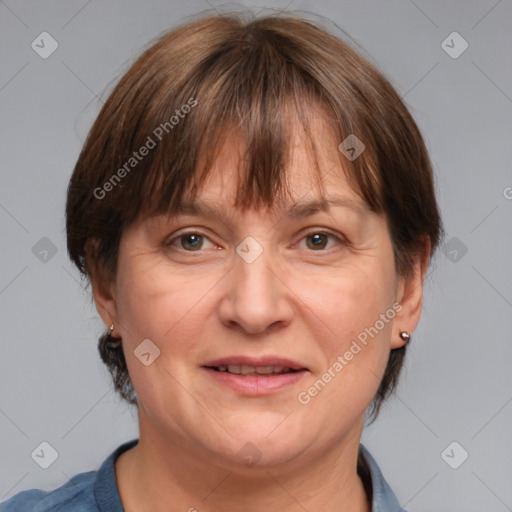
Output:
top-left (203, 367), bottom-right (308, 395)
top-left (202, 355), bottom-right (309, 396)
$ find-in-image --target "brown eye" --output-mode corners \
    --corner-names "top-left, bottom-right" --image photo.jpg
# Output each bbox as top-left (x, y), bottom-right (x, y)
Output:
top-left (180, 233), bottom-right (204, 251)
top-left (305, 233), bottom-right (329, 250)
top-left (298, 230), bottom-right (347, 253)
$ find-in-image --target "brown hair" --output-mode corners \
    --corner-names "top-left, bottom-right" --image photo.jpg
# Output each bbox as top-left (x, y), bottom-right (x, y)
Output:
top-left (66, 11), bottom-right (444, 420)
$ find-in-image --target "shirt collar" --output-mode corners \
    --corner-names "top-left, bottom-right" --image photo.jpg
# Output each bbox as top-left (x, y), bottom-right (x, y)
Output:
top-left (94, 438), bottom-right (138, 512)
top-left (359, 444), bottom-right (407, 512)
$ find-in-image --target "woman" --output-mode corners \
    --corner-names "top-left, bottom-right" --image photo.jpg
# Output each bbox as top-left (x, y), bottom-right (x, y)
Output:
top-left (1, 11), bottom-right (443, 512)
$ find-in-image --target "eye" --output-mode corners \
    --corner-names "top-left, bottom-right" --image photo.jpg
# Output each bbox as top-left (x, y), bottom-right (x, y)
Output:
top-left (165, 229), bottom-right (346, 253)
top-left (299, 230), bottom-right (346, 251)
top-left (165, 231), bottom-right (217, 252)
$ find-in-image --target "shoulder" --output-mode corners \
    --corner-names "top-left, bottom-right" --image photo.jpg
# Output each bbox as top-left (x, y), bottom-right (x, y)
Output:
top-left (0, 438), bottom-right (138, 512)
top-left (0, 471), bottom-right (98, 512)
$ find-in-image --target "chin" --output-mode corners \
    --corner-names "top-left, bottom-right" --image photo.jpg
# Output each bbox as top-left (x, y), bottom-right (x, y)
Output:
top-left (220, 425), bottom-right (310, 470)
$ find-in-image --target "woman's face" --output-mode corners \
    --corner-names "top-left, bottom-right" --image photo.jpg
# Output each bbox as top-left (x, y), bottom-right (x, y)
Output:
top-left (95, 115), bottom-right (422, 470)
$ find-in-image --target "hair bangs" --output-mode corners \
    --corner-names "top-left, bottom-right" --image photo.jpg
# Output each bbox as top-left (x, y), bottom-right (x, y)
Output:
top-left (127, 25), bottom-right (364, 225)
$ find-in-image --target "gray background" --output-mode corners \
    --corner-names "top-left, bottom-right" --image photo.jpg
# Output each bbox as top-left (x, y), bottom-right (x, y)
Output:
top-left (1, 0), bottom-right (511, 510)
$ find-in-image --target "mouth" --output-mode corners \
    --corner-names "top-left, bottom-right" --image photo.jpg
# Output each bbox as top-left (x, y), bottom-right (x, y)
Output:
top-left (206, 364), bottom-right (301, 376)
top-left (202, 356), bottom-right (307, 374)
top-left (201, 356), bottom-right (308, 395)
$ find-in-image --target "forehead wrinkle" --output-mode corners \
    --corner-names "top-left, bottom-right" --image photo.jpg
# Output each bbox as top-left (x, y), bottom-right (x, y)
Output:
top-left (170, 196), bottom-right (370, 224)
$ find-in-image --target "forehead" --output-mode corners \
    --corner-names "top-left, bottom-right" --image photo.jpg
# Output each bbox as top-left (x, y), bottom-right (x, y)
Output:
top-left (134, 106), bottom-right (381, 236)
top-left (189, 108), bottom-right (364, 210)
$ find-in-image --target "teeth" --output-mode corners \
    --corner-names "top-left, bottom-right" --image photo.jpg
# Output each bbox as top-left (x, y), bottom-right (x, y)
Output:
top-left (255, 366), bottom-right (274, 374)
top-left (240, 365), bottom-right (254, 375)
top-left (218, 365), bottom-right (296, 375)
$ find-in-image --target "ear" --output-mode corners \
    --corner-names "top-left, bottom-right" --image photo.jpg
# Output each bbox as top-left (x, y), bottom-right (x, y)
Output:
top-left (85, 238), bottom-right (118, 331)
top-left (392, 237), bottom-right (431, 349)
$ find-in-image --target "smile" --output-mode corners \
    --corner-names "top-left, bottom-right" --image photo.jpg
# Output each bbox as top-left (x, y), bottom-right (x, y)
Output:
top-left (202, 357), bottom-right (308, 394)
top-left (212, 365), bottom-right (299, 376)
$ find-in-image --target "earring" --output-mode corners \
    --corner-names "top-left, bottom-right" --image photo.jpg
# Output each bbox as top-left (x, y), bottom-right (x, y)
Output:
top-left (106, 322), bottom-right (121, 349)
top-left (399, 331), bottom-right (411, 342)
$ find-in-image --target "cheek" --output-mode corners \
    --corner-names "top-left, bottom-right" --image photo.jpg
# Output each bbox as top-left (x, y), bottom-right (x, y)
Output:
top-left (296, 259), bottom-right (395, 345)
top-left (294, 261), bottom-right (396, 412)
top-left (114, 252), bottom-right (220, 366)
top-left (112, 259), bottom-right (210, 408)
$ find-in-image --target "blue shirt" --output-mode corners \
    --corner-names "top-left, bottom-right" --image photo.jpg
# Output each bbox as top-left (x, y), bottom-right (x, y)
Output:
top-left (0, 439), bottom-right (406, 511)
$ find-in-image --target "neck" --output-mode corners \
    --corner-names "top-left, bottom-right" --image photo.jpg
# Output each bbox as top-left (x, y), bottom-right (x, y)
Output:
top-left (115, 409), bottom-right (371, 512)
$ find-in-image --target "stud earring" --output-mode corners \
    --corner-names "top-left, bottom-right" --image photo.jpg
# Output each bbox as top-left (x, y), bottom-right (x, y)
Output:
top-left (106, 322), bottom-right (121, 349)
top-left (399, 331), bottom-right (410, 342)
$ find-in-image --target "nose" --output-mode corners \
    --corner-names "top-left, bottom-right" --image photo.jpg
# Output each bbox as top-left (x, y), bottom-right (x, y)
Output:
top-left (217, 241), bottom-right (294, 335)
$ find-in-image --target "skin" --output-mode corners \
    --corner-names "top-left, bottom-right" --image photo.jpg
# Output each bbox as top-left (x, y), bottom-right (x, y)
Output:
top-left (88, 112), bottom-right (430, 512)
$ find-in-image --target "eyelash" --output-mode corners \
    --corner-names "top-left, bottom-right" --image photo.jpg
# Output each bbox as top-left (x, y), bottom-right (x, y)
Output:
top-left (164, 229), bottom-right (347, 254)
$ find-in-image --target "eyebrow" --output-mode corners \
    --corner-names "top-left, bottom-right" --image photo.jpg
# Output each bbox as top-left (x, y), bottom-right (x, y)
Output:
top-left (171, 197), bottom-right (370, 222)
top-left (284, 198), bottom-right (370, 218)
